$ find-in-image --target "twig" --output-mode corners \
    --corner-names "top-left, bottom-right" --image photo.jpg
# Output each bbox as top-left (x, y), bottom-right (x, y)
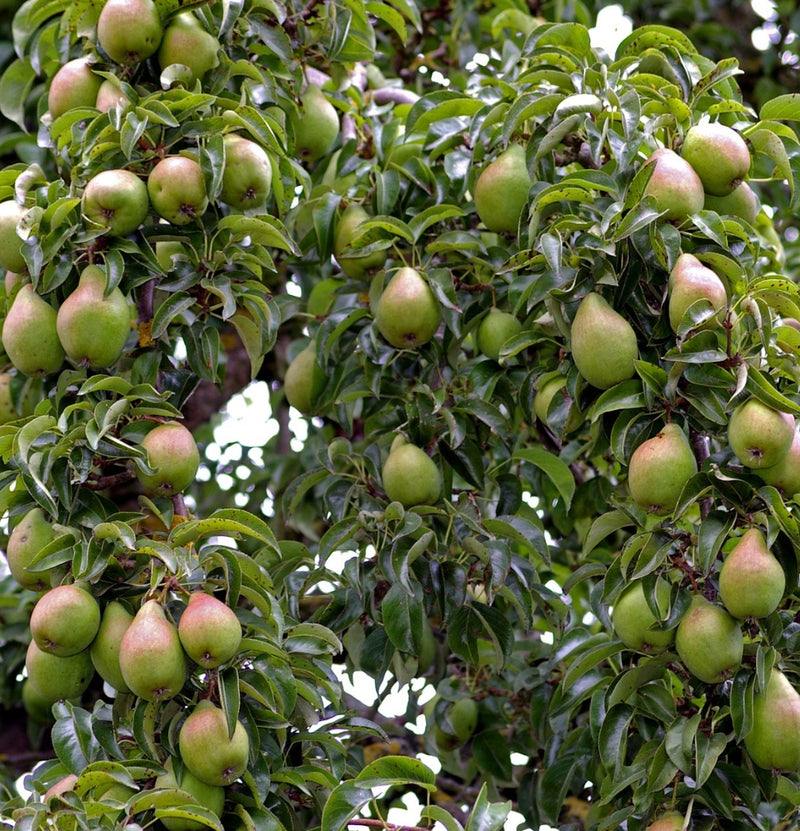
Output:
top-left (347, 820), bottom-right (431, 831)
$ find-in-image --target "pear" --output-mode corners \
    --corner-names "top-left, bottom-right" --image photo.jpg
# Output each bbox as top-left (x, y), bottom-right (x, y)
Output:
top-left (646, 813), bottom-right (684, 831)
top-left (81, 169), bottom-right (149, 237)
top-left (5, 507), bottom-right (55, 591)
top-left (704, 181), bottom-right (759, 224)
top-left (375, 267), bottom-right (441, 349)
top-left (533, 375), bottom-right (568, 426)
top-left (333, 204), bottom-right (387, 280)
top-left (136, 421), bottom-right (200, 494)
top-left (382, 439), bottom-right (442, 508)
top-left (2, 284), bottom-right (65, 376)
top-left (759, 427), bottom-right (800, 496)
top-left (47, 57), bottom-right (103, 120)
top-left (56, 265), bottom-right (131, 368)
top-left (0, 200), bottom-right (28, 273)
top-left (627, 423), bottom-right (698, 515)
top-left (292, 84), bottom-right (340, 163)
top-left (643, 147), bottom-right (705, 222)
top-left (25, 640), bottom-right (95, 702)
top-left (154, 757), bottom-right (226, 831)
top-left (611, 579), bottom-right (674, 652)
top-left (681, 122), bottom-right (751, 196)
top-left (90, 600), bottom-right (134, 692)
top-left (447, 697), bottom-right (479, 743)
top-left (728, 398), bottom-right (794, 469)
top-left (284, 342), bottom-right (326, 415)
top-left (97, 0), bottom-right (163, 65)
top-left (307, 277), bottom-right (344, 317)
top-left (675, 595), bottom-right (743, 684)
top-left (744, 668), bottom-right (800, 771)
top-left (570, 292), bottom-right (638, 389)
top-left (475, 309), bottom-right (523, 362)
top-left (118, 599), bottom-right (187, 701)
top-left (178, 700), bottom-right (250, 786)
top-left (220, 134), bottom-right (272, 211)
top-left (30, 583), bottom-right (101, 657)
top-left (158, 12), bottom-right (220, 84)
top-left (21, 677), bottom-right (57, 724)
top-left (473, 144), bottom-right (532, 234)
top-left (667, 252), bottom-right (727, 332)
top-left (96, 77), bottom-right (130, 112)
top-left (718, 528), bottom-right (785, 619)
top-left (178, 591), bottom-right (242, 669)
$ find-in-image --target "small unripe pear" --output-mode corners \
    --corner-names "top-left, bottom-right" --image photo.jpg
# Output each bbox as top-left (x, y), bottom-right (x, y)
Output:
top-left (447, 697), bottom-right (479, 742)
top-left (718, 528), bottom-right (785, 619)
top-left (612, 579), bottom-right (674, 652)
top-left (5, 507), bottom-right (55, 591)
top-left (118, 599), bottom-right (187, 701)
top-left (154, 757), bottom-right (226, 831)
top-left (22, 677), bottom-right (57, 723)
top-left (178, 700), bottom-right (250, 786)
top-left (675, 595), bottom-right (743, 684)
top-left (97, 0), bottom-right (163, 64)
top-left (30, 583), bottom-right (101, 657)
top-left (627, 423), bottom-right (698, 515)
top-left (333, 204), bottom-right (387, 280)
top-left (667, 252), bottom-right (727, 332)
top-left (473, 144), bottom-right (532, 234)
top-left (2, 284), bottom-right (65, 375)
top-left (136, 421), bottom-right (200, 494)
top-left (375, 267), bottom-right (441, 349)
top-left (533, 375), bottom-right (568, 426)
top-left (178, 592), bottom-right (242, 669)
top-left (292, 84), bottom-right (340, 162)
top-left (56, 265), bottom-right (131, 367)
top-left (744, 669), bottom-right (800, 771)
top-left (0, 200), bottom-right (27, 273)
top-left (475, 309), bottom-right (523, 362)
top-left (90, 600), bottom-right (134, 692)
top-left (728, 398), bottom-right (794, 469)
top-left (643, 148), bottom-right (704, 222)
top-left (382, 440), bottom-right (442, 508)
top-left (284, 342), bottom-right (325, 415)
top-left (570, 292), bottom-right (638, 389)
top-left (681, 122), bottom-right (751, 196)
top-left (25, 640), bottom-right (94, 702)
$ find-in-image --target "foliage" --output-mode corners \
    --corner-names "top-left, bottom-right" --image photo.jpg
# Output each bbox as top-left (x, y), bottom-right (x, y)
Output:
top-left (1, 1), bottom-right (800, 831)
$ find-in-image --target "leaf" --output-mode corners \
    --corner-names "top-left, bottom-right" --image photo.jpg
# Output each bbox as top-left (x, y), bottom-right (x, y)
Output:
top-left (465, 782), bottom-right (511, 831)
top-left (381, 581), bottom-right (423, 653)
top-left (512, 446), bottom-right (575, 511)
top-left (354, 756), bottom-right (436, 790)
top-left (760, 94), bottom-right (800, 122)
top-left (405, 91), bottom-right (485, 136)
top-left (472, 732), bottom-right (513, 783)
top-left (320, 782), bottom-right (373, 831)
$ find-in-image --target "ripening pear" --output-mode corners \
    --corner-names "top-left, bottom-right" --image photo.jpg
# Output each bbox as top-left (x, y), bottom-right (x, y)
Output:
top-left (375, 267), bottom-right (441, 349)
top-left (25, 639), bottom-right (95, 702)
top-left (178, 592), bottom-right (242, 669)
top-left (95, 77), bottom-right (130, 112)
top-left (718, 528), bottom-right (785, 619)
top-left (675, 595), bottom-right (743, 684)
top-left (5, 507), bottom-right (55, 591)
top-left (570, 292), bottom-right (638, 389)
top-left (154, 757), bottom-right (226, 831)
top-left (118, 599), bottom-right (187, 701)
top-left (47, 57), bottom-right (102, 120)
top-left (90, 600), bottom-right (134, 692)
top-left (628, 423), bottom-right (698, 515)
top-left (612, 579), bottom-right (674, 652)
top-left (667, 252), bottom-right (727, 332)
top-left (382, 439), bottom-right (442, 508)
top-left (97, 0), bottom-right (163, 64)
top-left (2, 284), bottom-right (65, 375)
top-left (136, 421), bottom-right (200, 494)
top-left (178, 700), bottom-right (250, 786)
top-left (704, 181), bottom-right (759, 224)
top-left (56, 265), bottom-right (131, 368)
top-left (681, 122), bottom-right (751, 196)
top-left (759, 427), bottom-right (800, 496)
top-left (473, 144), bottom-right (532, 234)
top-left (643, 147), bottom-right (704, 222)
top-left (0, 200), bottom-right (27, 273)
top-left (475, 309), bottom-right (523, 362)
top-left (284, 342), bottom-right (325, 415)
top-left (30, 583), bottom-right (101, 657)
top-left (728, 398), bottom-right (794, 469)
top-left (292, 84), bottom-right (340, 163)
top-left (744, 669), bottom-right (800, 771)
top-left (333, 204), bottom-right (387, 280)
top-left (646, 813), bottom-right (684, 831)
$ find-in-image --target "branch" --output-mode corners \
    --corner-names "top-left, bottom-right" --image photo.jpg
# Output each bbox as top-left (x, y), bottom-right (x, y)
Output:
top-left (348, 820), bottom-right (431, 831)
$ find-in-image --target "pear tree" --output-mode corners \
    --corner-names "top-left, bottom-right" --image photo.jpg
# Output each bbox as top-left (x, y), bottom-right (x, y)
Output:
top-left (2, 1), bottom-right (800, 831)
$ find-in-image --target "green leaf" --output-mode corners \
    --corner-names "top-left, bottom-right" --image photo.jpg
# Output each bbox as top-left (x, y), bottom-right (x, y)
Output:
top-left (472, 732), bottom-right (513, 783)
top-left (512, 446), bottom-right (575, 511)
top-left (760, 94), bottom-right (800, 122)
top-left (354, 756), bottom-right (436, 790)
top-left (320, 782), bottom-right (373, 831)
top-left (465, 782), bottom-right (511, 831)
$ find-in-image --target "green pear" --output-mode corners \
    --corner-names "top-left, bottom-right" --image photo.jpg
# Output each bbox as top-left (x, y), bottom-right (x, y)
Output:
top-left (118, 599), bottom-right (187, 701)
top-left (681, 122), bottom-right (751, 196)
top-left (0, 200), bottom-right (28, 273)
top-left (2, 284), bottom-right (65, 375)
top-left (718, 528), bottom-right (785, 619)
top-left (570, 292), bottom-right (638, 389)
top-left (704, 181), bottom-right (759, 224)
top-left (447, 697), bottom-right (479, 743)
top-left (47, 57), bottom-right (102, 119)
top-left (744, 668), bottom-right (800, 771)
top-left (220, 134), bottom-right (272, 211)
top-left (0, 372), bottom-right (23, 424)
top-left (178, 700), bottom-right (250, 786)
top-left (97, 0), bottom-right (163, 64)
top-left (25, 639), bottom-right (95, 702)
top-left (95, 77), bottom-right (131, 113)
top-left (674, 595), bottom-right (743, 684)
top-left (154, 757), bottom-right (226, 831)
top-left (82, 169), bottom-right (149, 237)
top-left (473, 144), bottom-right (532, 234)
top-left (5, 507), bottom-right (56, 591)
top-left (90, 600), bottom-right (134, 692)
top-left (643, 147), bottom-right (704, 222)
top-left (284, 342), bottom-right (325, 415)
top-left (533, 374), bottom-right (568, 426)
top-left (612, 579), bottom-right (674, 652)
top-left (307, 277), bottom-right (344, 317)
top-left (728, 398), bottom-right (794, 469)
top-left (475, 309), bottom-right (523, 362)
top-left (148, 156), bottom-right (209, 225)
top-left (375, 267), bottom-right (441, 349)
top-left (21, 677), bottom-right (57, 724)
top-left (178, 591), bottom-right (242, 669)
top-left (30, 583), bottom-right (101, 657)
top-left (382, 439), bottom-right (442, 508)
top-left (646, 813), bottom-right (684, 831)
top-left (627, 423), bottom-right (698, 515)
top-left (667, 252), bottom-right (727, 332)
top-left (158, 12), bottom-right (220, 84)
top-left (56, 265), bottom-right (131, 367)
top-left (759, 427), bottom-right (800, 495)
top-left (333, 204), bottom-right (387, 280)
top-left (136, 420), bottom-right (200, 494)
top-left (292, 84), bottom-right (340, 163)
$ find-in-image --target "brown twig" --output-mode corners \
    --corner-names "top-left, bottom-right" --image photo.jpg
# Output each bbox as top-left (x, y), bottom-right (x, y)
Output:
top-left (347, 821), bottom-right (431, 831)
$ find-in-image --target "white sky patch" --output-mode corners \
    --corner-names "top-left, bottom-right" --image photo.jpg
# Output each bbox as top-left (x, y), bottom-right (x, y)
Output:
top-left (589, 5), bottom-right (633, 58)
